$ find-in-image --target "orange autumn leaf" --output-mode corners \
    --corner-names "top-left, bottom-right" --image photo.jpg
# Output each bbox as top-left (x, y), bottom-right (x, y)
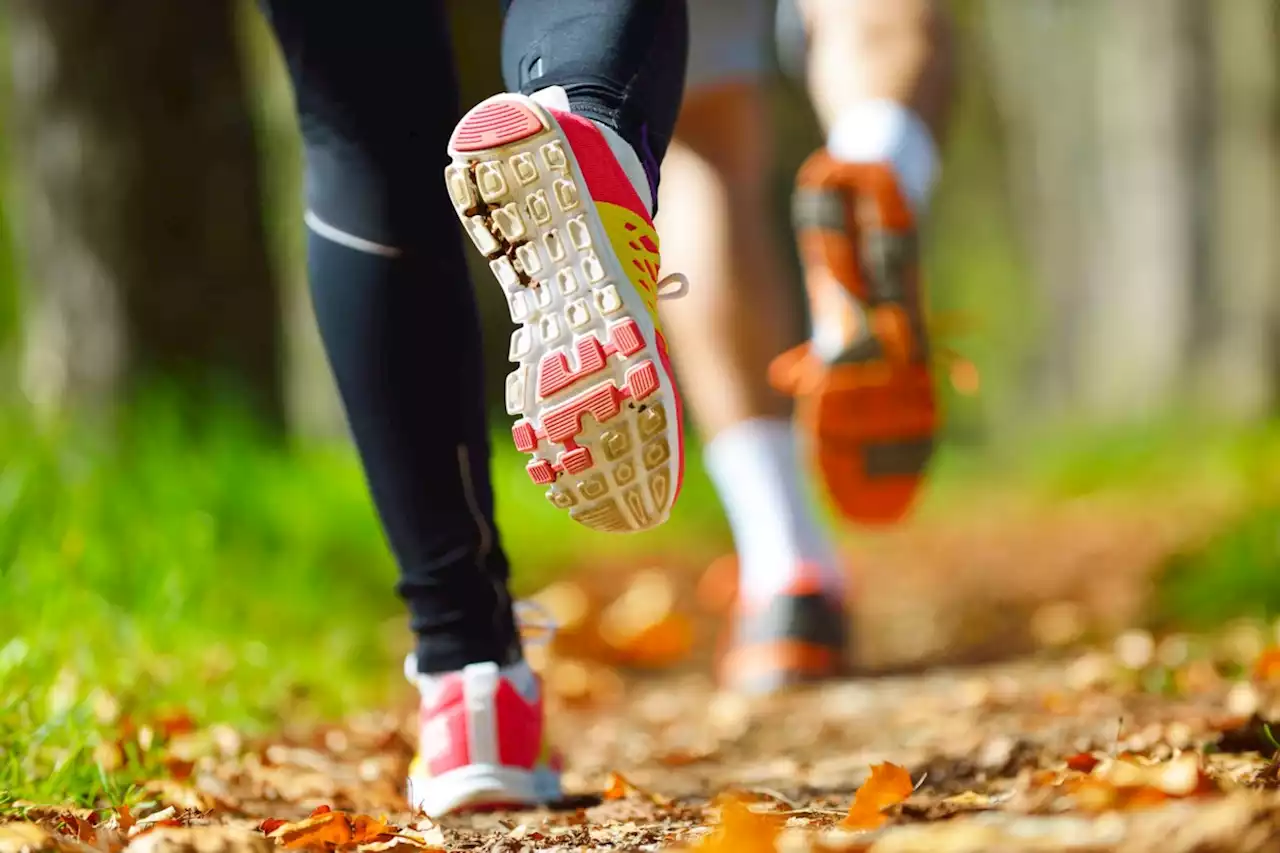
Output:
top-left (1065, 753), bottom-right (1101, 773)
top-left (310, 805), bottom-right (334, 818)
top-left (1254, 647), bottom-right (1280, 682)
top-left (602, 771), bottom-right (670, 805)
top-left (270, 811), bottom-right (354, 849)
top-left (259, 819), bottom-right (287, 835)
top-left (694, 795), bottom-right (783, 853)
top-left (603, 771), bottom-right (636, 800)
top-left (349, 814), bottom-right (394, 844)
top-left (840, 762), bottom-right (914, 830)
top-left (116, 805), bottom-right (137, 836)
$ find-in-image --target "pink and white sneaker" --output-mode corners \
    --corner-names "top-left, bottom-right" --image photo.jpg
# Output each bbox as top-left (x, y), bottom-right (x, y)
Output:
top-left (405, 657), bottom-right (562, 817)
top-left (445, 87), bottom-right (687, 534)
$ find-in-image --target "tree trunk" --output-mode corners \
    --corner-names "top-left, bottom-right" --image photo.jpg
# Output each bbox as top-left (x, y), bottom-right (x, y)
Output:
top-left (983, 0), bottom-right (1207, 423)
top-left (1194, 0), bottom-right (1280, 418)
top-left (7, 1), bottom-right (283, 424)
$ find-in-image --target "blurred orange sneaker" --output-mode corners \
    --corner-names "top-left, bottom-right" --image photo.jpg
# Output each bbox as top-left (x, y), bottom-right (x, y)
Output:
top-left (717, 563), bottom-right (849, 695)
top-left (446, 89), bottom-right (686, 534)
top-left (770, 152), bottom-right (937, 525)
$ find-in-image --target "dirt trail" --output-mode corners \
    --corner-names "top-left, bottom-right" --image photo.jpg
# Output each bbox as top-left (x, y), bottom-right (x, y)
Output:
top-left (9, 497), bottom-right (1280, 852)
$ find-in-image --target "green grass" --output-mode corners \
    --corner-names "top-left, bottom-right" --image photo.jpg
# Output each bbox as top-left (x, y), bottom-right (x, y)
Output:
top-left (0, 398), bottom-right (733, 807)
top-left (1150, 502), bottom-right (1280, 632)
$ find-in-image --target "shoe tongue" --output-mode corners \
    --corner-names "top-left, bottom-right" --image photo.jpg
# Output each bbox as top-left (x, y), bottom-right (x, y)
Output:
top-left (406, 656), bottom-right (538, 704)
top-left (529, 85), bottom-right (571, 112)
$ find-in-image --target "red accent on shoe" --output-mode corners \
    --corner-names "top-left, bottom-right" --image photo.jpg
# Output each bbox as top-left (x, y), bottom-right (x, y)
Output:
top-left (552, 110), bottom-right (651, 223)
top-left (608, 319), bottom-right (645, 357)
top-left (541, 382), bottom-right (623, 444)
top-left (512, 421), bottom-right (538, 453)
top-left (625, 361), bottom-right (659, 401)
top-left (419, 677), bottom-right (470, 778)
top-left (653, 330), bottom-right (686, 503)
top-left (494, 681), bottom-right (542, 770)
top-left (537, 337), bottom-right (608, 399)
top-left (527, 459), bottom-right (557, 485)
top-left (558, 446), bottom-right (594, 475)
top-left (451, 100), bottom-right (544, 152)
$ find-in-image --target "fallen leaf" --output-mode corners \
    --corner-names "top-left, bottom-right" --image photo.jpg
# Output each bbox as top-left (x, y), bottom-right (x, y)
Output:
top-left (657, 748), bottom-right (716, 767)
top-left (155, 712), bottom-right (197, 740)
top-left (601, 771), bottom-right (671, 806)
top-left (349, 815), bottom-right (392, 844)
top-left (56, 816), bottom-right (98, 846)
top-left (258, 820), bottom-right (286, 836)
top-left (1254, 647), bottom-right (1280, 683)
top-left (164, 759), bottom-right (196, 782)
top-left (693, 796), bottom-right (783, 853)
top-left (126, 826), bottom-right (271, 853)
top-left (840, 763), bottom-right (914, 830)
top-left (1066, 753), bottom-right (1101, 773)
top-left (269, 812), bottom-right (353, 849)
top-left (116, 805), bottom-right (137, 836)
top-left (308, 806), bottom-right (333, 818)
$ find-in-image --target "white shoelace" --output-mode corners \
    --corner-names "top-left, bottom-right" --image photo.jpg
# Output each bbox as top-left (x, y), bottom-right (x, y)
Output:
top-left (656, 271), bottom-right (689, 301)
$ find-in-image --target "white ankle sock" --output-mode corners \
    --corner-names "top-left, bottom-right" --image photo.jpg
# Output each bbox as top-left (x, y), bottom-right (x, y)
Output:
top-left (827, 99), bottom-right (939, 214)
top-left (703, 418), bottom-right (844, 602)
top-left (530, 85), bottom-right (654, 215)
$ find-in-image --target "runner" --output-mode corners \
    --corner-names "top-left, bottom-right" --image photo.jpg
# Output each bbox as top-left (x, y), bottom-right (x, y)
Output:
top-left (657, 0), bottom-right (955, 693)
top-left (260, 0), bottom-right (689, 816)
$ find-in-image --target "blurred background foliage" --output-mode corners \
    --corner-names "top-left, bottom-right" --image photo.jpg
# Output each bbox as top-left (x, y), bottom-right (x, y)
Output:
top-left (0, 0), bottom-right (1278, 805)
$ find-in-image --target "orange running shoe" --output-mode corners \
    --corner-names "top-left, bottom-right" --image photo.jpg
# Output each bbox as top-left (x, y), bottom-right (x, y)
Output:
top-left (446, 92), bottom-right (686, 533)
top-left (770, 152), bottom-right (937, 525)
top-left (717, 566), bottom-right (848, 695)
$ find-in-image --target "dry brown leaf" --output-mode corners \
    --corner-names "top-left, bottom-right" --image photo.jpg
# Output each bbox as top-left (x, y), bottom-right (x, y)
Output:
top-left (0, 822), bottom-right (80, 853)
top-left (840, 763), bottom-right (914, 830)
top-left (56, 816), bottom-right (99, 847)
top-left (125, 826), bottom-right (271, 853)
top-left (268, 812), bottom-right (353, 849)
top-left (693, 796), bottom-right (783, 853)
top-left (357, 840), bottom-right (440, 853)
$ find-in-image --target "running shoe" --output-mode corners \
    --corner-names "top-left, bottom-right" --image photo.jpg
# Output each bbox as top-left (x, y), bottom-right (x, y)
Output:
top-left (446, 91), bottom-right (686, 533)
top-left (405, 657), bottom-right (562, 817)
top-left (718, 565), bottom-right (848, 695)
top-left (770, 153), bottom-right (937, 525)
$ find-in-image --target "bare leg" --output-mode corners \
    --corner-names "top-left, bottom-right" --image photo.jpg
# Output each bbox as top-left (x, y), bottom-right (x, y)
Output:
top-left (800, 0), bottom-right (954, 141)
top-left (657, 83), bottom-right (794, 438)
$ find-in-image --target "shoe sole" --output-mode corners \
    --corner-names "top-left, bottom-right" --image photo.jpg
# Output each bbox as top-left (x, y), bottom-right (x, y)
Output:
top-left (446, 94), bottom-right (681, 533)
top-left (408, 764), bottom-right (561, 818)
top-left (790, 154), bottom-right (937, 525)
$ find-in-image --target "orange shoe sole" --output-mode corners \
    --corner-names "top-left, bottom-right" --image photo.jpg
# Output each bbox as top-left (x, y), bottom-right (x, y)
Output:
top-left (775, 151), bottom-right (938, 526)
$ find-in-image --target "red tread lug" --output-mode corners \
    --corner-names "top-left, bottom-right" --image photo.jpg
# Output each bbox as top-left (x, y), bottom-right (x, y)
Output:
top-left (537, 337), bottom-right (608, 400)
top-left (625, 361), bottom-right (660, 401)
top-left (527, 459), bottom-right (557, 485)
top-left (511, 421), bottom-right (538, 453)
top-left (451, 101), bottom-right (544, 152)
top-left (558, 447), bottom-right (594, 475)
top-left (542, 383), bottom-right (623, 444)
top-left (608, 319), bottom-right (645, 357)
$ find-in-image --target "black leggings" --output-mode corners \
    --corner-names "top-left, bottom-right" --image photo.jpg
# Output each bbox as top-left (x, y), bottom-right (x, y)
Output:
top-left (260, 1), bottom-right (687, 673)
